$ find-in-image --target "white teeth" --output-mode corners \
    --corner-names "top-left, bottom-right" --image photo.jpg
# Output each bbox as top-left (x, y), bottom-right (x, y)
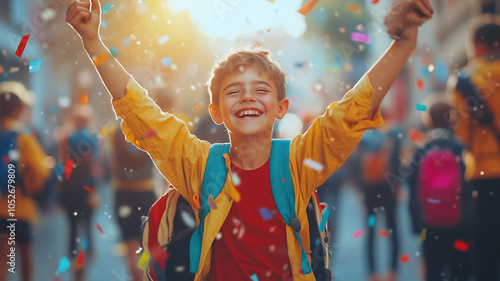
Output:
top-left (238, 109), bottom-right (262, 117)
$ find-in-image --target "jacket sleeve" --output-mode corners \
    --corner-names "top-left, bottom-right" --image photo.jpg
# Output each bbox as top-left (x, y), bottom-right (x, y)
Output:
top-left (111, 77), bottom-right (210, 206)
top-left (289, 74), bottom-right (384, 201)
top-left (18, 134), bottom-right (50, 194)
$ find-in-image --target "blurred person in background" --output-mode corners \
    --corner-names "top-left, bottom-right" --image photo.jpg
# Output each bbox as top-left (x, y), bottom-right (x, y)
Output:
top-left (448, 14), bottom-right (500, 281)
top-left (108, 122), bottom-right (157, 281)
top-left (406, 100), bottom-right (473, 281)
top-left (356, 110), bottom-right (403, 281)
top-left (0, 82), bottom-right (50, 281)
top-left (58, 104), bottom-right (99, 281)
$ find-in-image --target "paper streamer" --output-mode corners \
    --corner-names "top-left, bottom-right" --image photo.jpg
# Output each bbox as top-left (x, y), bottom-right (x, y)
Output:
top-left (298, 0), bottom-right (320, 15)
top-left (351, 32), bottom-right (371, 43)
top-left (102, 4), bottom-right (114, 14)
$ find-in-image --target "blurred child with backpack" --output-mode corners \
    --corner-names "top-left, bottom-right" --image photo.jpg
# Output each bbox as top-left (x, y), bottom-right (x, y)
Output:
top-left (357, 110), bottom-right (403, 281)
top-left (0, 83), bottom-right (50, 281)
top-left (66, 0), bottom-right (433, 279)
top-left (108, 123), bottom-right (157, 281)
top-left (58, 104), bottom-right (99, 281)
top-left (406, 101), bottom-right (474, 281)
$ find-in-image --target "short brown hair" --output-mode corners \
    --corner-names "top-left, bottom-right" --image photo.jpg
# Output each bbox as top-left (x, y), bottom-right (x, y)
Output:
top-left (207, 47), bottom-right (287, 105)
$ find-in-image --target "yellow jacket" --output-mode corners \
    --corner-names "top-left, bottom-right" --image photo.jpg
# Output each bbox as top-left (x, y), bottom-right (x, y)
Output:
top-left (451, 55), bottom-right (500, 180)
top-left (112, 75), bottom-right (382, 281)
top-left (0, 119), bottom-right (50, 223)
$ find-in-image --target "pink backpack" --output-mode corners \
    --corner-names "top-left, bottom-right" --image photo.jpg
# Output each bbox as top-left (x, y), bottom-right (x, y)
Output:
top-left (418, 149), bottom-right (462, 228)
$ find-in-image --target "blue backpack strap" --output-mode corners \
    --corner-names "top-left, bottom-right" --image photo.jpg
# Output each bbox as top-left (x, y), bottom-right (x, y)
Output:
top-left (189, 143), bottom-right (230, 273)
top-left (270, 139), bottom-right (312, 275)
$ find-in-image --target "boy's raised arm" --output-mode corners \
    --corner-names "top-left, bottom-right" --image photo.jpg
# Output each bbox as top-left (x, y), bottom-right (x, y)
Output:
top-left (66, 0), bottom-right (129, 101)
top-left (366, 0), bottom-right (433, 113)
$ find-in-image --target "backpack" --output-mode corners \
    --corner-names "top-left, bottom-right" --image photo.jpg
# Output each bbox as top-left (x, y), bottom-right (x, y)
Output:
top-left (418, 147), bottom-right (462, 228)
top-left (139, 140), bottom-right (332, 281)
top-left (113, 128), bottom-right (153, 181)
top-left (0, 130), bottom-right (21, 195)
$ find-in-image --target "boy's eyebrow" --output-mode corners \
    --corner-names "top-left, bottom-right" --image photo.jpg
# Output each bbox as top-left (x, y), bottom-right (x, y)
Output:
top-left (222, 80), bottom-right (273, 92)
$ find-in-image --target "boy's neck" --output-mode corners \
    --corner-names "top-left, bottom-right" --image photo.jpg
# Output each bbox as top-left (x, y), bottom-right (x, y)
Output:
top-left (229, 131), bottom-right (273, 170)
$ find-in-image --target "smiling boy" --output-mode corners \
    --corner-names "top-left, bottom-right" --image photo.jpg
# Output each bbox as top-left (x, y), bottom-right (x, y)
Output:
top-left (66, 1), bottom-right (433, 280)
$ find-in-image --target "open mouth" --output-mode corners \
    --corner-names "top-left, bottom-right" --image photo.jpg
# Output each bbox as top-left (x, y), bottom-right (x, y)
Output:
top-left (236, 109), bottom-right (263, 118)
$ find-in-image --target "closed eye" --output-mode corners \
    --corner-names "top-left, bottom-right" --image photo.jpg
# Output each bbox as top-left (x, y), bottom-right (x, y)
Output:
top-left (256, 88), bottom-right (269, 92)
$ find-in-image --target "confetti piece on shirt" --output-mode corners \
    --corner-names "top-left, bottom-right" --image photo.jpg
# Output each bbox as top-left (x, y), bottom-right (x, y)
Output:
top-left (353, 229), bottom-right (364, 238)
top-left (137, 251), bottom-right (150, 271)
top-left (298, 0), bottom-right (320, 15)
top-left (57, 257), bottom-right (71, 273)
top-left (318, 207), bottom-right (330, 232)
top-left (259, 207), bottom-right (276, 221)
top-left (161, 57), bottom-right (172, 67)
top-left (416, 79), bottom-right (424, 90)
top-left (158, 35), bottom-right (170, 45)
top-left (453, 239), bottom-right (470, 252)
top-left (29, 59), bottom-right (42, 73)
top-left (416, 228), bottom-right (427, 243)
top-left (399, 253), bottom-right (410, 263)
top-left (351, 32), bottom-right (371, 43)
top-left (368, 215), bottom-right (375, 227)
top-left (102, 3), bottom-right (114, 14)
top-left (83, 186), bottom-right (95, 193)
top-left (77, 250), bottom-right (85, 266)
top-left (95, 223), bottom-right (104, 236)
top-left (15, 34), bottom-right (30, 57)
top-left (208, 194), bottom-right (218, 210)
top-left (426, 198), bottom-right (440, 204)
top-left (379, 228), bottom-right (390, 238)
top-left (110, 47), bottom-right (118, 57)
top-left (416, 103), bottom-right (427, 111)
top-left (250, 273), bottom-right (259, 281)
top-left (145, 130), bottom-right (157, 138)
top-left (303, 159), bottom-right (324, 171)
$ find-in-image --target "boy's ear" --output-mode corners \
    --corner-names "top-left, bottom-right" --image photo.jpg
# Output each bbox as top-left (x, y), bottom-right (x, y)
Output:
top-left (209, 103), bottom-right (223, 125)
top-left (276, 98), bottom-right (289, 120)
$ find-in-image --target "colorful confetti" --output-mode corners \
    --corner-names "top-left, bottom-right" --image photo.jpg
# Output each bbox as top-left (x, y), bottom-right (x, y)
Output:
top-left (93, 53), bottom-right (110, 67)
top-left (259, 207), bottom-right (276, 221)
top-left (145, 130), bottom-right (157, 138)
top-left (77, 250), bottom-right (85, 266)
top-left (379, 228), bottom-right (390, 238)
top-left (368, 215), bottom-right (375, 227)
top-left (64, 158), bottom-right (75, 180)
top-left (83, 186), bottom-right (95, 193)
top-left (371, 0), bottom-right (379, 4)
top-left (110, 47), bottom-right (118, 57)
top-left (318, 207), bottom-right (330, 232)
top-left (416, 228), bottom-right (427, 243)
top-left (415, 103), bottom-right (427, 111)
top-left (250, 273), bottom-right (259, 281)
top-left (351, 32), bottom-right (371, 44)
top-left (346, 3), bottom-right (361, 16)
top-left (399, 253), bottom-right (410, 263)
top-left (208, 194), bottom-right (218, 210)
top-left (57, 257), bottom-right (71, 273)
top-left (303, 159), bottom-right (324, 171)
top-left (0, 65), bottom-right (3, 74)
top-left (298, 0), bottom-right (320, 15)
top-left (102, 3), bottom-right (114, 14)
top-left (28, 59), bottom-right (42, 73)
top-left (416, 79), bottom-right (424, 90)
top-left (353, 229), bottom-right (364, 238)
top-left (137, 251), bottom-right (150, 271)
top-left (15, 34), bottom-right (30, 57)
top-left (426, 198), bottom-right (441, 204)
top-left (161, 57), bottom-right (172, 67)
top-left (95, 223), bottom-right (104, 236)
top-left (158, 35), bottom-right (170, 45)
top-left (453, 239), bottom-right (470, 252)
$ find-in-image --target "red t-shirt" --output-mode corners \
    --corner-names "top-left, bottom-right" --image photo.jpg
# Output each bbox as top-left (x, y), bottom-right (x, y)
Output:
top-left (209, 159), bottom-right (292, 281)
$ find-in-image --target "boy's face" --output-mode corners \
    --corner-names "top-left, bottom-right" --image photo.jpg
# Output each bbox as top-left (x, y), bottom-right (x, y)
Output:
top-left (209, 66), bottom-right (288, 138)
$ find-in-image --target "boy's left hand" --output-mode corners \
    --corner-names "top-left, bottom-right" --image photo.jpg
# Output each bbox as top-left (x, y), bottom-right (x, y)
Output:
top-left (384, 0), bottom-right (433, 43)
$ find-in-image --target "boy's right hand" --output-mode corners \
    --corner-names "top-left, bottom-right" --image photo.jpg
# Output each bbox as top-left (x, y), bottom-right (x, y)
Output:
top-left (66, 0), bottom-right (101, 44)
